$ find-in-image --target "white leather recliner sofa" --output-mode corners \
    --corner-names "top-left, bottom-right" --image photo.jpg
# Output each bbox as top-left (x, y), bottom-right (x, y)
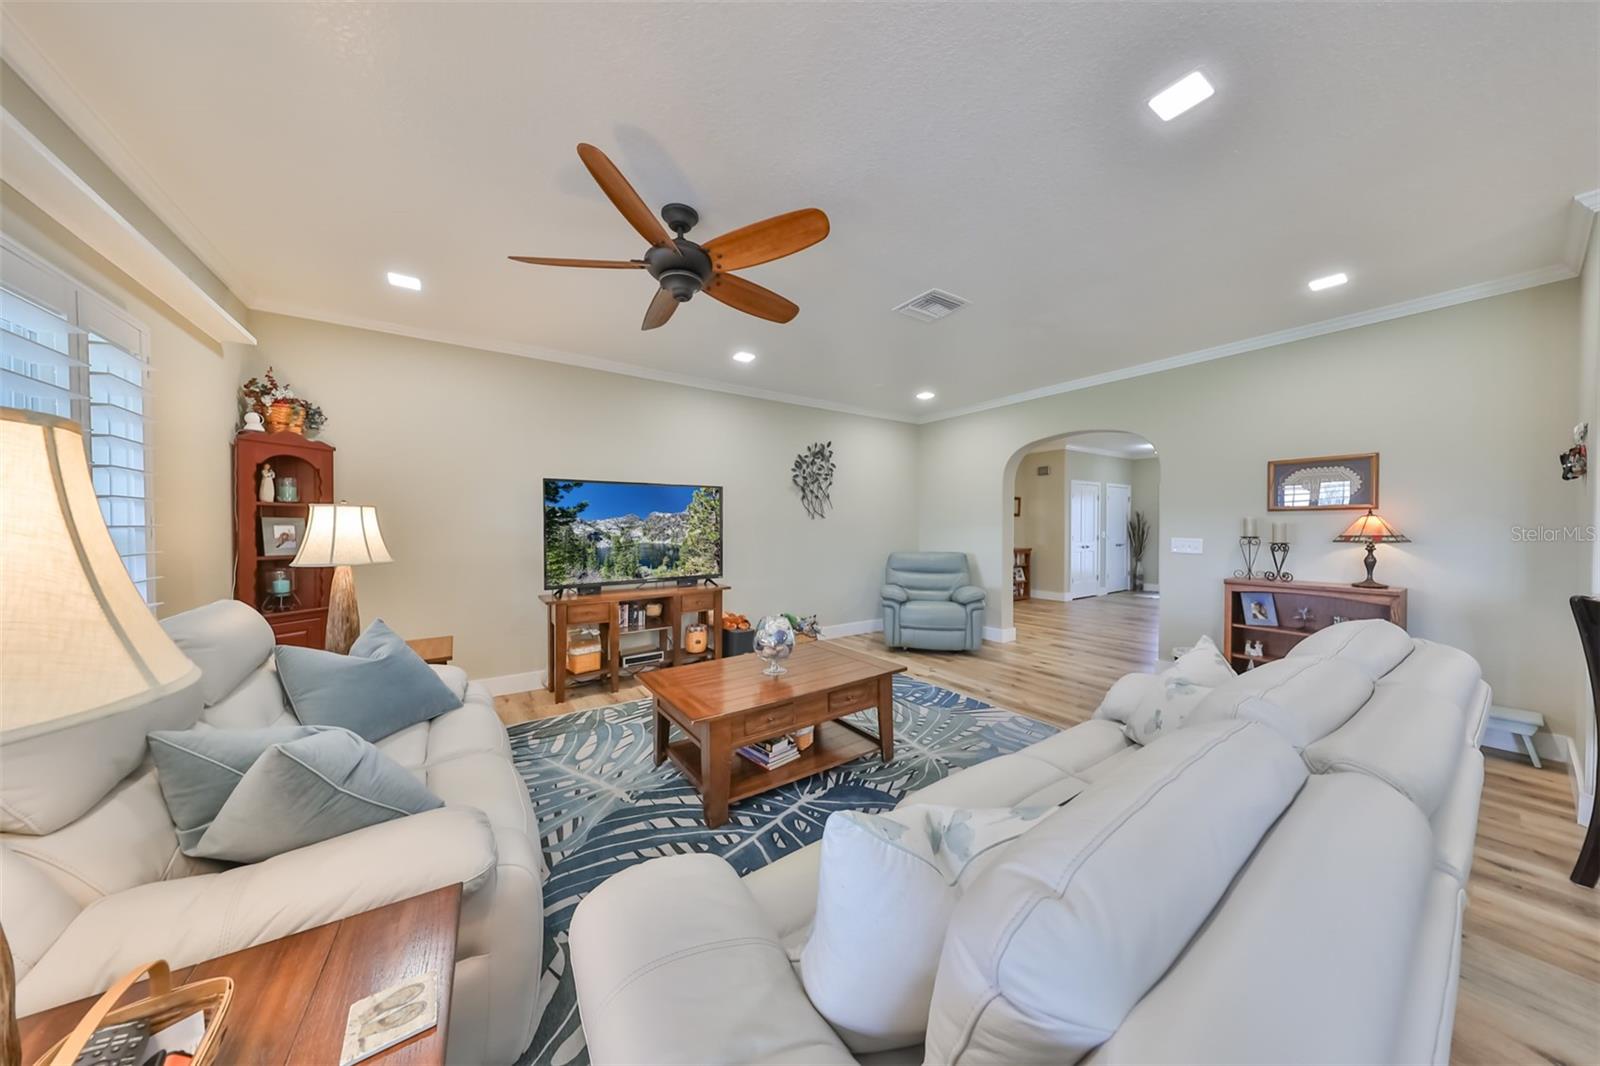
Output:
top-left (569, 619), bottom-right (1489, 1065)
top-left (2, 601), bottom-right (544, 1065)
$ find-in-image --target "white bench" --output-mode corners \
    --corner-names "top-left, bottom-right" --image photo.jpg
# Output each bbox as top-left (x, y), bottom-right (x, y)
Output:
top-left (1486, 705), bottom-right (1545, 768)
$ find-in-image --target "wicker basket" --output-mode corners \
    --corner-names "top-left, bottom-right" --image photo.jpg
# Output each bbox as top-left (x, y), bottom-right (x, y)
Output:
top-left (264, 400), bottom-right (295, 433)
top-left (33, 960), bottom-right (233, 1066)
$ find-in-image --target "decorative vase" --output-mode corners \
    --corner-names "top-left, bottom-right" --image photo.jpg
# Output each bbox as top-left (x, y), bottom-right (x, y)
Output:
top-left (265, 400), bottom-right (295, 433)
top-left (241, 410), bottom-right (264, 433)
top-left (754, 615), bottom-right (795, 677)
top-left (1133, 559), bottom-right (1145, 593)
top-left (287, 404), bottom-right (307, 435)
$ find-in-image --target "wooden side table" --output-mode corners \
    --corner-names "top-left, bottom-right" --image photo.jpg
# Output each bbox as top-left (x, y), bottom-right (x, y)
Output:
top-left (406, 635), bottom-right (454, 665)
top-left (20, 886), bottom-right (461, 1066)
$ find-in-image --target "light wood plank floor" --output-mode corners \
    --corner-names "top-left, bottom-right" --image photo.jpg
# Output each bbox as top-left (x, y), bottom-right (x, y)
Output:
top-left (495, 594), bottom-right (1599, 1064)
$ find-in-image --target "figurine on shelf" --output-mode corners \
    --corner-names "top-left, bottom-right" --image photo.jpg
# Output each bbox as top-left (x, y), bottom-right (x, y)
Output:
top-left (258, 462), bottom-right (275, 503)
top-left (1292, 606), bottom-right (1313, 630)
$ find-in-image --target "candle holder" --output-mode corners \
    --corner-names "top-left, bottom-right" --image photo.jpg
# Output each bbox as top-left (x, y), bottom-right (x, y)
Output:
top-left (1234, 535), bottom-right (1261, 578)
top-left (1263, 542), bottom-right (1295, 582)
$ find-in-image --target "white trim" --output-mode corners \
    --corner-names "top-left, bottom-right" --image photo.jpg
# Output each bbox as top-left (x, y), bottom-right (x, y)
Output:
top-left (1566, 735), bottom-right (1594, 829)
top-left (983, 626), bottom-right (1016, 644)
top-left (1065, 443), bottom-right (1154, 460)
top-left (1142, 583), bottom-right (1160, 593)
top-left (250, 299), bottom-right (914, 424)
top-left (1029, 589), bottom-right (1068, 602)
top-left (818, 617), bottom-right (884, 639)
top-left (1562, 191), bottom-right (1600, 274)
top-left (0, 12), bottom-right (256, 304)
top-left (0, 111), bottom-right (255, 345)
top-left (922, 264), bottom-right (1576, 424)
top-left (474, 669), bottom-right (545, 698)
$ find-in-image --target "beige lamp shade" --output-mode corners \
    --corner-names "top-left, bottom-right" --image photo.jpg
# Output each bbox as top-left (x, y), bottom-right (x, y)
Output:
top-left (291, 503), bottom-right (393, 567)
top-left (0, 409), bottom-right (199, 741)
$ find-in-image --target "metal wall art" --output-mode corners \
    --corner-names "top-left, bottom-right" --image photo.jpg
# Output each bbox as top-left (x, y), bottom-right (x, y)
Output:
top-left (792, 441), bottom-right (835, 519)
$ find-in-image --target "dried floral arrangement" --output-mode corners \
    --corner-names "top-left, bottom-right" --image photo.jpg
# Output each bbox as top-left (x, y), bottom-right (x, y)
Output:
top-left (239, 367), bottom-right (327, 436)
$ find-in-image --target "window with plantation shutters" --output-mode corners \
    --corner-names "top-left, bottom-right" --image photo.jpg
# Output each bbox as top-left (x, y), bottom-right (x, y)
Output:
top-left (1, 236), bottom-right (157, 606)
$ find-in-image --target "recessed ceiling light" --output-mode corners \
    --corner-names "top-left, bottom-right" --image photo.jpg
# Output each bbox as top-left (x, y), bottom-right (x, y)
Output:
top-left (915, 390), bottom-right (936, 401)
top-left (732, 350), bottom-right (756, 364)
top-left (386, 272), bottom-right (422, 291)
top-left (1308, 272), bottom-right (1348, 292)
top-left (1148, 71), bottom-right (1214, 122)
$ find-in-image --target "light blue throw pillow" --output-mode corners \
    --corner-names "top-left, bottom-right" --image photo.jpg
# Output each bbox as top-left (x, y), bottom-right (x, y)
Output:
top-left (274, 619), bottom-right (460, 742)
top-left (149, 725), bottom-right (324, 852)
top-left (191, 727), bottom-right (442, 863)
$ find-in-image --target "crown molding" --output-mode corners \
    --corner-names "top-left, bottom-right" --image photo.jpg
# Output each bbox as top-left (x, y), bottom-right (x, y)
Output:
top-left (247, 299), bottom-right (916, 423)
top-left (1564, 189), bottom-right (1600, 274)
top-left (0, 11), bottom-right (256, 305)
top-left (919, 262), bottom-right (1577, 425)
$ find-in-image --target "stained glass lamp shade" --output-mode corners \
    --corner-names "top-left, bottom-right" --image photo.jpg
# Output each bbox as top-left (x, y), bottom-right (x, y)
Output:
top-left (1333, 509), bottom-right (1410, 589)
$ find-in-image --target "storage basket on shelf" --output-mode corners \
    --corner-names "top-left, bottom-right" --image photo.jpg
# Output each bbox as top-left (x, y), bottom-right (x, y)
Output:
top-left (566, 626), bottom-right (603, 674)
top-left (33, 960), bottom-right (233, 1066)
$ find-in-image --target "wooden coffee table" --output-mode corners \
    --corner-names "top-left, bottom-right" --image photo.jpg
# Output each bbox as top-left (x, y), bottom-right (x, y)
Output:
top-left (642, 641), bottom-right (904, 826)
top-left (19, 886), bottom-right (460, 1065)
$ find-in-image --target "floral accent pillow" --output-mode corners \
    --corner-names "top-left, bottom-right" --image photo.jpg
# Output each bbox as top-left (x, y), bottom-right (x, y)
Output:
top-left (799, 802), bottom-right (1058, 1053)
top-left (1123, 635), bottom-right (1237, 746)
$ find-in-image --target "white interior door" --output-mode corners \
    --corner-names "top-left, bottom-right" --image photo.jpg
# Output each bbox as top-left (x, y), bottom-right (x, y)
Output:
top-left (1069, 480), bottom-right (1104, 599)
top-left (1105, 483), bottom-right (1132, 593)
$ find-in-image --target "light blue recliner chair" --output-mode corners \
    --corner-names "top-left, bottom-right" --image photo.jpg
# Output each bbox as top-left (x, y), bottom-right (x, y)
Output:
top-left (881, 552), bottom-right (987, 652)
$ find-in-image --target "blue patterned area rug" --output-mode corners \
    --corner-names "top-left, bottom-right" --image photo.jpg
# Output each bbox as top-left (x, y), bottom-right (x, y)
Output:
top-left (509, 674), bottom-right (1056, 1066)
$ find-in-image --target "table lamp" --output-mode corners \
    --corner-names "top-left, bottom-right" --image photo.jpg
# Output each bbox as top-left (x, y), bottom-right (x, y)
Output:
top-left (1, 409), bottom-right (200, 735)
top-left (1333, 508), bottom-right (1410, 589)
top-left (292, 502), bottom-right (392, 653)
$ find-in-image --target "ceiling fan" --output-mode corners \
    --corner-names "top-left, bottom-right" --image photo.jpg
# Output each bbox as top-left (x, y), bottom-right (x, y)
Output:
top-left (510, 143), bottom-right (829, 330)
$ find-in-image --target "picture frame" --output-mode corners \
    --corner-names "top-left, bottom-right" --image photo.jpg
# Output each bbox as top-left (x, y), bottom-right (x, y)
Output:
top-left (260, 516), bottom-right (305, 558)
top-left (1267, 452), bottom-right (1378, 511)
top-left (1014, 496), bottom-right (1022, 517)
top-left (1239, 590), bottom-right (1279, 628)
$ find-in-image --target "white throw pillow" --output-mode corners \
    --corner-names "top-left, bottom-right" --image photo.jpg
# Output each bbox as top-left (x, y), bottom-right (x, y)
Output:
top-left (799, 803), bottom-right (1052, 1053)
top-left (1122, 635), bottom-right (1236, 745)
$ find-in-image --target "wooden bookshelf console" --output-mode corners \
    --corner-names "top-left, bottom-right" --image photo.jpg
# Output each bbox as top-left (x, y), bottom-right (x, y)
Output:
top-left (540, 583), bottom-right (728, 703)
top-left (1223, 578), bottom-right (1406, 668)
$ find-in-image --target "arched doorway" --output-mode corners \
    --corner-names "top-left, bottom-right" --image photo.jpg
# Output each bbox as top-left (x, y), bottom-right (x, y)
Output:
top-left (1005, 429), bottom-right (1161, 698)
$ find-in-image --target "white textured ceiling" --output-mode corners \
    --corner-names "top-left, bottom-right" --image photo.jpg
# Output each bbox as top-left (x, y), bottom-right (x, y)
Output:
top-left (3, 2), bottom-right (1596, 421)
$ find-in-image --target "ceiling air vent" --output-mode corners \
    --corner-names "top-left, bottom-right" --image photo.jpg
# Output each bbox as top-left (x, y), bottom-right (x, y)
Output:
top-left (894, 288), bottom-right (968, 323)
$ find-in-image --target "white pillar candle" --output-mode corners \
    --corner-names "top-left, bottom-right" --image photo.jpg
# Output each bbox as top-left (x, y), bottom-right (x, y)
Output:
top-left (1242, 517), bottom-right (1258, 537)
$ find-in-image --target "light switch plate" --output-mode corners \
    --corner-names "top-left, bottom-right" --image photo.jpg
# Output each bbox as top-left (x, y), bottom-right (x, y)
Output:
top-left (1170, 537), bottom-right (1204, 554)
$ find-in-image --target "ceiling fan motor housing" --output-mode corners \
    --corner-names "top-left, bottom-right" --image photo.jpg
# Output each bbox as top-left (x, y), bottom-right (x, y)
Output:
top-left (645, 238), bottom-right (713, 301)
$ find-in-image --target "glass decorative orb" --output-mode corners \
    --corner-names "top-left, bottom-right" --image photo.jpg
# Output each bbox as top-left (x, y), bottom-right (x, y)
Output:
top-left (753, 615), bottom-right (795, 676)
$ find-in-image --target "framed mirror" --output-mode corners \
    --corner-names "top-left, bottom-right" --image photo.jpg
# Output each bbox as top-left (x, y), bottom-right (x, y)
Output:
top-left (1267, 453), bottom-right (1378, 511)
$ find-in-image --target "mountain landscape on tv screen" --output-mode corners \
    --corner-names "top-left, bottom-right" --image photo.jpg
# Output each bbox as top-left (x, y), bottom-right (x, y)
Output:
top-left (544, 480), bottom-right (721, 587)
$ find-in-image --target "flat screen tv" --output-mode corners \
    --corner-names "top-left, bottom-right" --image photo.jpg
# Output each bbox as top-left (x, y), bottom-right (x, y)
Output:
top-left (543, 478), bottom-right (723, 590)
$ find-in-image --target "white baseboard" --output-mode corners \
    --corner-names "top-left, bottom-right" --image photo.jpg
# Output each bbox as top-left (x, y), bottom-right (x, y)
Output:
top-left (1480, 728), bottom-right (1573, 766)
top-left (1143, 583), bottom-right (1160, 593)
top-left (475, 669), bottom-right (546, 697)
top-left (1568, 735), bottom-right (1594, 828)
top-left (1030, 589), bottom-right (1068, 602)
top-left (820, 617), bottom-right (884, 639)
top-left (984, 626), bottom-right (1017, 644)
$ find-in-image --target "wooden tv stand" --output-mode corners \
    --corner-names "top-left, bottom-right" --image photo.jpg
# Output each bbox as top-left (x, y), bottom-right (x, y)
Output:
top-left (540, 583), bottom-right (728, 704)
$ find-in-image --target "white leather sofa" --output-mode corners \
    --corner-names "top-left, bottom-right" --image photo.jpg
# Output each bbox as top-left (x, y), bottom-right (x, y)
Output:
top-left (2, 601), bottom-right (544, 1065)
top-left (569, 619), bottom-right (1488, 1065)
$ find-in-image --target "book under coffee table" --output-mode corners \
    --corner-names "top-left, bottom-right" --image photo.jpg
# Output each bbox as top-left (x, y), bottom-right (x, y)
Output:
top-left (641, 641), bottom-right (905, 827)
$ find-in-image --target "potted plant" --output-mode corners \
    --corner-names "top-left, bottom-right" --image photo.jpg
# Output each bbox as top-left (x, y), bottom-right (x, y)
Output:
top-left (1128, 511), bottom-right (1150, 592)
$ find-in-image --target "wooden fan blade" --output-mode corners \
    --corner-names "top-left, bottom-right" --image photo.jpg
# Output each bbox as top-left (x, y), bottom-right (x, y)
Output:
top-left (704, 273), bottom-right (799, 324)
top-left (642, 287), bottom-right (679, 330)
top-left (508, 256), bottom-right (644, 269)
top-left (704, 208), bottom-right (829, 272)
top-left (576, 143), bottom-right (676, 249)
